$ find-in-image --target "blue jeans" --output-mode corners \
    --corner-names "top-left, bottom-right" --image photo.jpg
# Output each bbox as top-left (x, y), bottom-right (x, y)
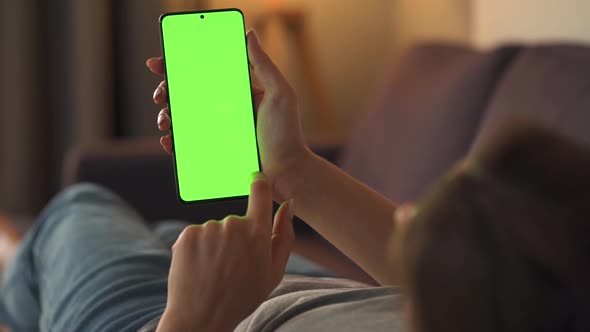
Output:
top-left (0, 184), bottom-right (334, 332)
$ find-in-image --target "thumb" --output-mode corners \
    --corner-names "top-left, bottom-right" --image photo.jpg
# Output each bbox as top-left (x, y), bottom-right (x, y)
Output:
top-left (246, 29), bottom-right (291, 97)
top-left (270, 199), bottom-right (295, 287)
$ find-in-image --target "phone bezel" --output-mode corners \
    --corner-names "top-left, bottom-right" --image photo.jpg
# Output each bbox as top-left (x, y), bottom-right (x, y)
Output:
top-left (158, 8), bottom-right (262, 205)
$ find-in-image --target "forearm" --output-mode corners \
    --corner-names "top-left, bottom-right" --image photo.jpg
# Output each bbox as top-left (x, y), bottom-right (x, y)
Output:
top-left (275, 149), bottom-right (399, 285)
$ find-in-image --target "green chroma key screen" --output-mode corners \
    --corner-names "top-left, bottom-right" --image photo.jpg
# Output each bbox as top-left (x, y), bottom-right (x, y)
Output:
top-left (160, 9), bottom-right (260, 203)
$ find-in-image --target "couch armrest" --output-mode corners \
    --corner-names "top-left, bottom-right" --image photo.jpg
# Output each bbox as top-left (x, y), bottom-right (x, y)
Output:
top-left (62, 138), bottom-right (343, 232)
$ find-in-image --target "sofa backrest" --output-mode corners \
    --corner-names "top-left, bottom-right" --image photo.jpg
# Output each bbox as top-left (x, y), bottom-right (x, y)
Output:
top-left (471, 44), bottom-right (590, 153)
top-left (339, 43), bottom-right (520, 203)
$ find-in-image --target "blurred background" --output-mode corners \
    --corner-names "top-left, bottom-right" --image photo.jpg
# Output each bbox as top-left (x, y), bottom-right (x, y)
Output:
top-left (1, 0), bottom-right (590, 218)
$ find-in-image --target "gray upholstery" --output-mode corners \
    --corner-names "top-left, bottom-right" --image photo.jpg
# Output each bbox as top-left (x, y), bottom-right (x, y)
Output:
top-left (340, 44), bottom-right (520, 203)
top-left (472, 44), bottom-right (590, 152)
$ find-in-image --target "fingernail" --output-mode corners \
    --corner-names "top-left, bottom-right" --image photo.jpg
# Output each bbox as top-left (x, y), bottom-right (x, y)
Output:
top-left (250, 171), bottom-right (265, 184)
top-left (153, 87), bottom-right (162, 100)
top-left (146, 58), bottom-right (154, 68)
top-left (394, 205), bottom-right (417, 224)
top-left (157, 113), bottom-right (164, 126)
top-left (394, 208), bottom-right (406, 224)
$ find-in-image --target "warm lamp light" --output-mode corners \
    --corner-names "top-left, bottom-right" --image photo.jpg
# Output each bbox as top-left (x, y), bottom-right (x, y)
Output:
top-left (268, 0), bottom-right (282, 9)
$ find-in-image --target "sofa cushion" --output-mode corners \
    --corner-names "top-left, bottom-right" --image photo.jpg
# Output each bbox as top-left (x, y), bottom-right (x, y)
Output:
top-left (472, 44), bottom-right (590, 152)
top-left (340, 43), bottom-right (520, 202)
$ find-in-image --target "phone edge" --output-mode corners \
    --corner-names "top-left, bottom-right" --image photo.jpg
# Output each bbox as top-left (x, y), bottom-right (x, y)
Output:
top-left (158, 8), bottom-right (260, 206)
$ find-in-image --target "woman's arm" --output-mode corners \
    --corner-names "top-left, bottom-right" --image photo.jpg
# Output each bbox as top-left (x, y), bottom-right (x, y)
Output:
top-left (148, 29), bottom-right (400, 286)
top-left (276, 149), bottom-right (398, 285)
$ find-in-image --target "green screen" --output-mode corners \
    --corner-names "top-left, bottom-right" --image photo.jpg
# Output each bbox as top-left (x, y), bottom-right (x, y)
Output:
top-left (160, 10), bottom-right (260, 202)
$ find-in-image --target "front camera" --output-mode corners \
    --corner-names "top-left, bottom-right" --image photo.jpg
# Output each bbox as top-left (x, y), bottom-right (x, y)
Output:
top-left (200, 15), bottom-right (204, 19)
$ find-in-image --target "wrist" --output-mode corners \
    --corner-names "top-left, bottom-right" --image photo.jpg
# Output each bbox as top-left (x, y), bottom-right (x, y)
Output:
top-left (272, 146), bottom-right (315, 202)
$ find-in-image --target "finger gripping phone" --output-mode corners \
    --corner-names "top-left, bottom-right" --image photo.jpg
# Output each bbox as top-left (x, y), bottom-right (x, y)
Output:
top-left (159, 9), bottom-right (260, 203)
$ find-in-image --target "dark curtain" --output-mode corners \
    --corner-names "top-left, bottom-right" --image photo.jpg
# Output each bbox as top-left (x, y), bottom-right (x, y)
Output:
top-left (0, 0), bottom-right (203, 216)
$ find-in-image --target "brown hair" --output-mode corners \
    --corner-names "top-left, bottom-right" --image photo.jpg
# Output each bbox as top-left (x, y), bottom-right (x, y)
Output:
top-left (402, 122), bottom-right (590, 332)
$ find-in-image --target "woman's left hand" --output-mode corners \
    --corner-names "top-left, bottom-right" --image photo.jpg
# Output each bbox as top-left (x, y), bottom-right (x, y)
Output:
top-left (156, 172), bottom-right (295, 332)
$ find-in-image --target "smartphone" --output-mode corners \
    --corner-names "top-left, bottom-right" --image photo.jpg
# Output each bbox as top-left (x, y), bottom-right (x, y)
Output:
top-left (159, 9), bottom-right (260, 203)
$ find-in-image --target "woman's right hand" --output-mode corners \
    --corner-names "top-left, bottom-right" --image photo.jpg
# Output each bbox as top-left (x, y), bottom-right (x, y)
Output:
top-left (146, 29), bottom-right (309, 199)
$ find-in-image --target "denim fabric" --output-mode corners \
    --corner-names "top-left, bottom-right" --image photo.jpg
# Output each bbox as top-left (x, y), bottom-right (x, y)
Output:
top-left (0, 184), bottom-right (171, 332)
top-left (0, 184), bottom-right (335, 332)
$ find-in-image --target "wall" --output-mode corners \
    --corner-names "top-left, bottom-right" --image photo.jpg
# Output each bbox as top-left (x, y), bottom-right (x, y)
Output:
top-left (392, 0), bottom-right (471, 57)
top-left (473, 0), bottom-right (590, 48)
top-left (209, 0), bottom-right (471, 140)
top-left (211, 0), bottom-right (396, 141)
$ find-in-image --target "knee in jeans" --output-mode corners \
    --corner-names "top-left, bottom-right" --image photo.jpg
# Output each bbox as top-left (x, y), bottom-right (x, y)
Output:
top-left (26, 183), bottom-right (135, 257)
top-left (58, 183), bottom-right (125, 207)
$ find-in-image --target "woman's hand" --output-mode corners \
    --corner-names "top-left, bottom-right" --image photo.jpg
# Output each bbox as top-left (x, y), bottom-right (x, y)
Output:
top-left (146, 30), bottom-right (308, 199)
top-left (157, 172), bottom-right (295, 332)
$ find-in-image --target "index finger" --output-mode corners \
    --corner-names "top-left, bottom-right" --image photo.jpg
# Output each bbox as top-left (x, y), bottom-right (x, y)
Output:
top-left (246, 172), bottom-right (273, 233)
top-left (146, 57), bottom-right (165, 76)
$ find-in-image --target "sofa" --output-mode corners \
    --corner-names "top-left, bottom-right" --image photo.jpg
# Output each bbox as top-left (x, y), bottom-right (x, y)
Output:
top-left (63, 42), bottom-right (590, 283)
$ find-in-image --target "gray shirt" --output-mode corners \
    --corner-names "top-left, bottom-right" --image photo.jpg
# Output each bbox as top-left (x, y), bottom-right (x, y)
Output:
top-left (140, 275), bottom-right (404, 331)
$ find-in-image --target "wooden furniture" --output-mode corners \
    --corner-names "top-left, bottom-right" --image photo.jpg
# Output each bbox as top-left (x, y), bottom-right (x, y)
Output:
top-left (252, 6), bottom-right (337, 143)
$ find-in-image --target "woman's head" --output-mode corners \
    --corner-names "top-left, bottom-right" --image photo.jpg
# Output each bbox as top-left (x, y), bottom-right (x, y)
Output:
top-left (397, 122), bottom-right (590, 332)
